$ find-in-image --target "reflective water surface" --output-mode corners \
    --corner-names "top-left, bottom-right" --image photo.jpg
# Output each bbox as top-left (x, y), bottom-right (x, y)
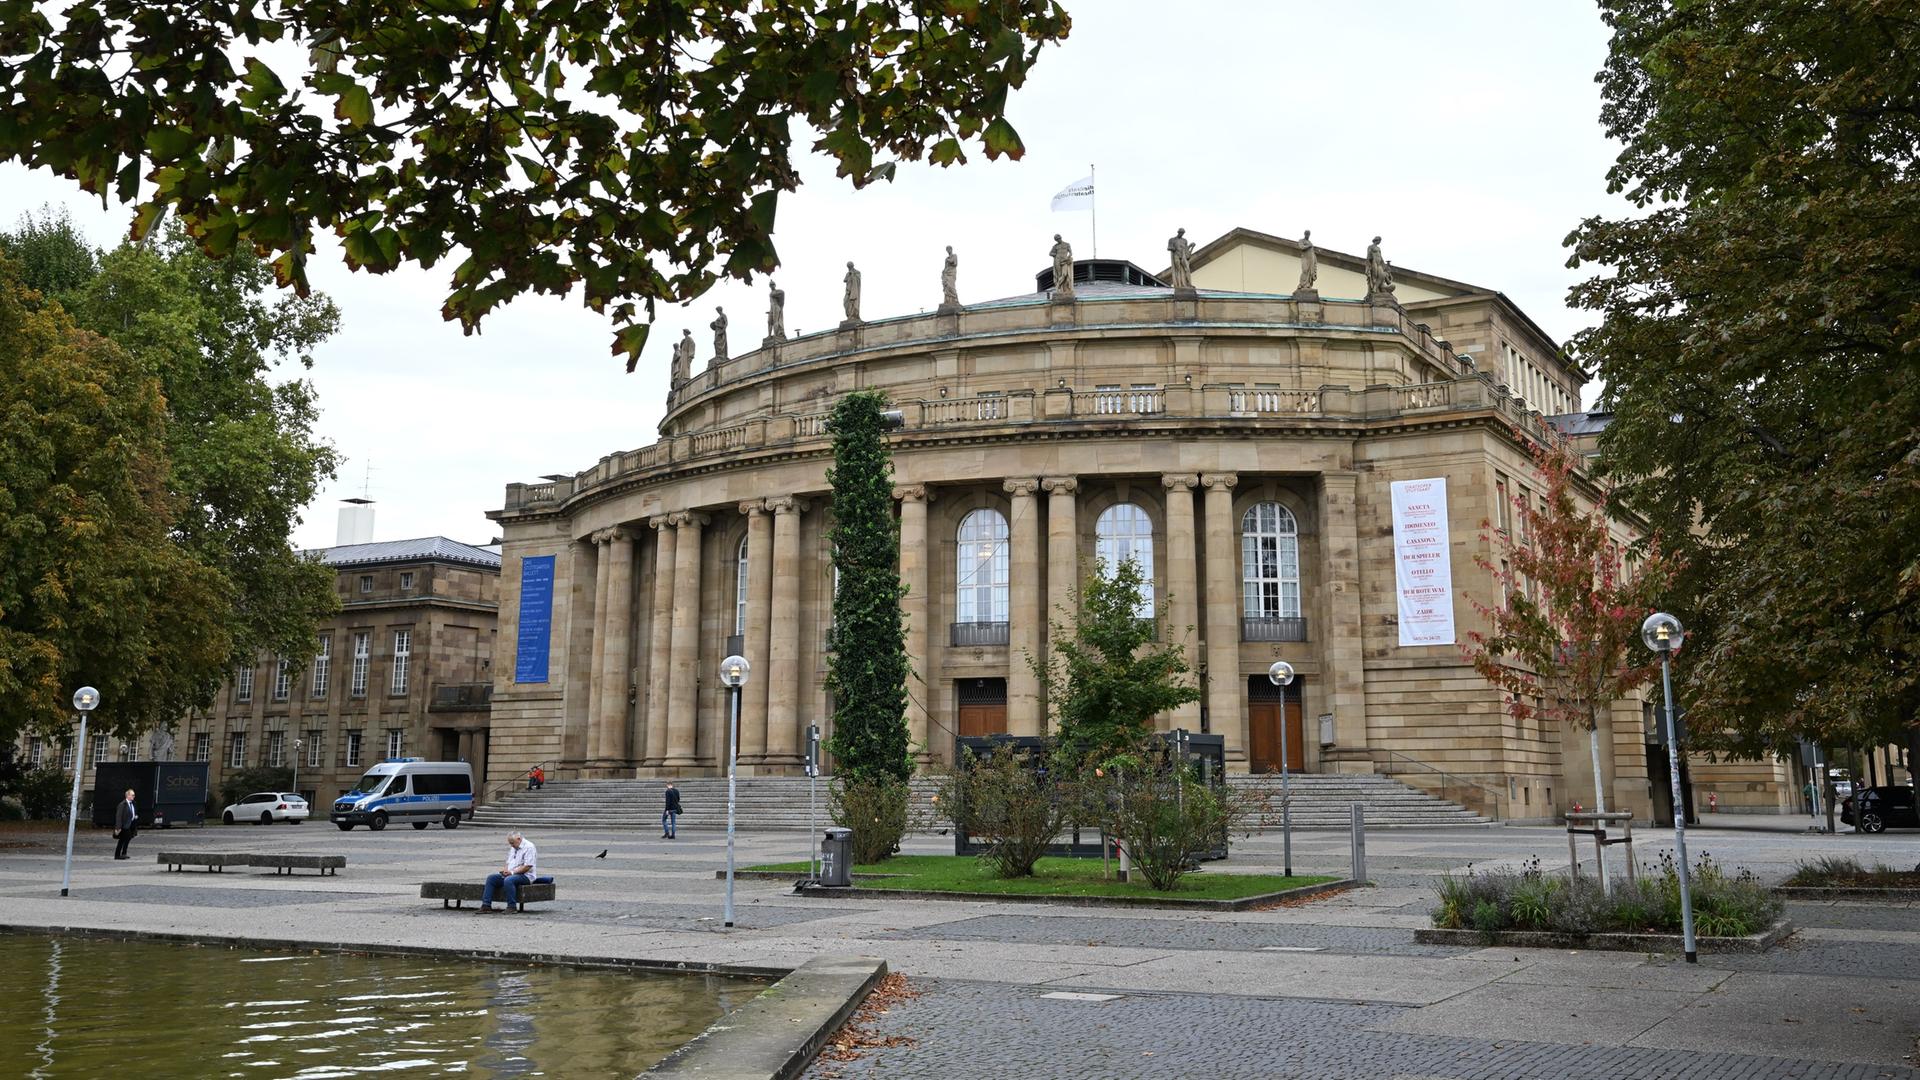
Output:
top-left (0, 935), bottom-right (767, 1078)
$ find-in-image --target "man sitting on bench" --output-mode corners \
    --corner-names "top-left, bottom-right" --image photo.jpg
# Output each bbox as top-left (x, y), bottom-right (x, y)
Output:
top-left (480, 831), bottom-right (538, 913)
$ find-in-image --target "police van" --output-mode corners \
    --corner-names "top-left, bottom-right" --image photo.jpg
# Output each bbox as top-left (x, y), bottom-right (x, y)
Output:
top-left (330, 758), bottom-right (474, 831)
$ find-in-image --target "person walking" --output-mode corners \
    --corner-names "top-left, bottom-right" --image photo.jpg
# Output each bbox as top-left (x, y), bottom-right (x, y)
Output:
top-left (662, 783), bottom-right (682, 839)
top-left (479, 831), bottom-right (538, 912)
top-left (113, 788), bottom-right (138, 860)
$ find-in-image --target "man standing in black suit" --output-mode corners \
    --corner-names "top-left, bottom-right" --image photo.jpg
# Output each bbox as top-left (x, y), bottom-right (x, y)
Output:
top-left (113, 789), bottom-right (138, 860)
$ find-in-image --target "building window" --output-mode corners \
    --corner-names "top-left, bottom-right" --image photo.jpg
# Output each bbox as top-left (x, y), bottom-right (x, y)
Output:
top-left (399, 572), bottom-right (415, 590)
top-left (345, 730), bottom-right (363, 768)
top-left (1094, 503), bottom-right (1155, 616)
top-left (273, 657), bottom-right (291, 701)
top-left (735, 536), bottom-right (750, 636)
top-left (351, 632), bottom-right (370, 697)
top-left (360, 575), bottom-right (374, 593)
top-left (312, 635), bottom-right (331, 698)
top-left (192, 732), bottom-right (211, 763)
top-left (1494, 474), bottom-right (1511, 535)
top-left (235, 665), bottom-right (254, 703)
top-left (27, 736), bottom-right (43, 768)
top-left (305, 731), bottom-right (324, 768)
top-left (267, 729), bottom-right (285, 767)
top-left (228, 732), bottom-right (247, 769)
top-left (955, 508), bottom-right (1010, 624)
top-left (391, 629), bottom-right (412, 695)
top-left (59, 738), bottom-right (75, 772)
top-left (90, 733), bottom-right (107, 767)
top-left (1241, 502), bottom-right (1301, 620)
top-left (123, 740), bottom-right (139, 762)
top-left (385, 729), bottom-right (404, 759)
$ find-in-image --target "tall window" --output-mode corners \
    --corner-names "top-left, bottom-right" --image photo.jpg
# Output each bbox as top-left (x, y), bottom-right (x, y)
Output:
top-left (191, 732), bottom-right (211, 763)
top-left (735, 536), bottom-right (750, 635)
top-left (350, 632), bottom-right (370, 697)
top-left (90, 733), bottom-right (107, 767)
top-left (1241, 502), bottom-right (1301, 619)
top-left (267, 730), bottom-right (285, 767)
top-left (305, 731), bottom-right (324, 768)
top-left (59, 738), bottom-right (75, 772)
top-left (955, 509), bottom-right (1009, 624)
top-left (235, 665), bottom-right (254, 703)
top-left (399, 572), bottom-right (415, 590)
top-left (312, 635), bottom-right (331, 698)
top-left (1094, 503), bottom-right (1155, 616)
top-left (390, 629), bottom-right (412, 695)
top-left (27, 737), bottom-right (43, 767)
top-left (386, 728), bottom-right (405, 758)
top-left (345, 731), bottom-right (363, 768)
top-left (273, 657), bottom-right (291, 701)
top-left (359, 575), bottom-right (373, 593)
top-left (228, 732), bottom-right (247, 769)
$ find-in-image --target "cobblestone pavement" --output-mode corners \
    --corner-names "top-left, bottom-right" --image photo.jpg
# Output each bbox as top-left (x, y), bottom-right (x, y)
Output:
top-left (803, 978), bottom-right (1920, 1080)
top-left (879, 913), bottom-right (1469, 957)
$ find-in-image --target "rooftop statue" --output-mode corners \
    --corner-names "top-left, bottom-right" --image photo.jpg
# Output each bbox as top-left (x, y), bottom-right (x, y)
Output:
top-left (671, 328), bottom-right (694, 386)
top-left (1167, 227), bottom-right (1195, 291)
top-left (941, 246), bottom-right (959, 307)
top-left (1297, 230), bottom-right (1318, 292)
top-left (1365, 235), bottom-right (1395, 297)
top-left (766, 280), bottom-right (785, 342)
top-left (711, 306), bottom-right (729, 362)
top-left (843, 261), bottom-right (862, 323)
top-left (1050, 233), bottom-right (1074, 299)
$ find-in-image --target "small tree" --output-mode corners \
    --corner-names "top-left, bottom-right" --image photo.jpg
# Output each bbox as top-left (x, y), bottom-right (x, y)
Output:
top-left (824, 390), bottom-right (912, 861)
top-left (1038, 558), bottom-right (1201, 769)
top-left (938, 744), bottom-right (1077, 879)
top-left (1466, 440), bottom-right (1682, 815)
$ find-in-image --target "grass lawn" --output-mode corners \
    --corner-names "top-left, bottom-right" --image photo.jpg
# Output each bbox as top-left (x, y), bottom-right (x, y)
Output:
top-left (745, 855), bottom-right (1335, 900)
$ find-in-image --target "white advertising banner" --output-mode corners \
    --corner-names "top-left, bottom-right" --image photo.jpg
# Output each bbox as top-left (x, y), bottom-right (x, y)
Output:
top-left (1390, 477), bottom-right (1457, 647)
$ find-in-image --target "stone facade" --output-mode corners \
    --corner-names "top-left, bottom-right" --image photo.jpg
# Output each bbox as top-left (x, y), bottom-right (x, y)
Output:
top-left (485, 230), bottom-right (1714, 821)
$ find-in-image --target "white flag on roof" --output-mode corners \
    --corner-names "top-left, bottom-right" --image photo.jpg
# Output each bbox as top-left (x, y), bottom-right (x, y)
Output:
top-left (1050, 174), bottom-right (1094, 211)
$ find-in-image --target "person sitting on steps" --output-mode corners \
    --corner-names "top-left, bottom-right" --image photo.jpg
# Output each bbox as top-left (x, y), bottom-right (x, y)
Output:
top-left (527, 765), bottom-right (544, 791)
top-left (480, 831), bottom-right (538, 912)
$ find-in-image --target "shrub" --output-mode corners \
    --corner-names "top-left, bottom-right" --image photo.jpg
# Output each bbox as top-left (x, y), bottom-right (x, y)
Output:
top-left (938, 745), bottom-right (1075, 879)
top-left (17, 768), bottom-right (72, 819)
top-left (1431, 852), bottom-right (1781, 939)
top-left (831, 777), bottom-right (909, 864)
top-left (1095, 743), bottom-right (1247, 891)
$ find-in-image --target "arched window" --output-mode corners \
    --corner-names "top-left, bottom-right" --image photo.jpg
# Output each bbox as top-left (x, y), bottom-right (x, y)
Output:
top-left (955, 509), bottom-right (1009, 625)
top-left (1095, 503), bottom-right (1155, 616)
top-left (1241, 502), bottom-right (1300, 621)
top-left (734, 536), bottom-right (750, 635)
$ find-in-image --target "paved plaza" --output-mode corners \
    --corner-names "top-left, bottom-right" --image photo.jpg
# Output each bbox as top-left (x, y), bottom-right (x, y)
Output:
top-left (0, 817), bottom-right (1915, 1078)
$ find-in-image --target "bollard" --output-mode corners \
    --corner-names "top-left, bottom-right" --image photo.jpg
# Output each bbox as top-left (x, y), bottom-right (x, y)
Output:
top-left (1350, 803), bottom-right (1367, 883)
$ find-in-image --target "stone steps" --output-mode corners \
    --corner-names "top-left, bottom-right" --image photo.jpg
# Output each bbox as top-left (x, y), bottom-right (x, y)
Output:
top-left (469, 773), bottom-right (1491, 831)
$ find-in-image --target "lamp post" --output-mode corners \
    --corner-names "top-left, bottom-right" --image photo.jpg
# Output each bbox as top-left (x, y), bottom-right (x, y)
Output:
top-left (61, 686), bottom-right (100, 897)
top-left (292, 738), bottom-right (304, 801)
top-left (1267, 661), bottom-right (1295, 878)
top-left (1642, 612), bottom-right (1696, 963)
top-left (719, 654), bottom-right (751, 928)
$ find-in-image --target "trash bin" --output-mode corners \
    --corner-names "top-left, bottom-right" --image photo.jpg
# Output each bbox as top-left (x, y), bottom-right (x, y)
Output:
top-left (821, 827), bottom-right (854, 887)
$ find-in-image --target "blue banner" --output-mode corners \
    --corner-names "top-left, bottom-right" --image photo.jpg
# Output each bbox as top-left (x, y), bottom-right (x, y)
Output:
top-left (513, 555), bottom-right (556, 683)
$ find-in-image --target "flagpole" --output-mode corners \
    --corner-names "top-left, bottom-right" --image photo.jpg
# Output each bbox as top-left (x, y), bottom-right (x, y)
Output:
top-left (1089, 163), bottom-right (1098, 259)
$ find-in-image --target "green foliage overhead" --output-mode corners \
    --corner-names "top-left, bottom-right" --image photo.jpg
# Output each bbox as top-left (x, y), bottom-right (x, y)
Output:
top-left (824, 390), bottom-right (911, 786)
top-left (1567, 0), bottom-right (1920, 753)
top-left (1040, 557), bottom-right (1200, 768)
top-left (0, 253), bottom-right (231, 742)
top-left (0, 1), bottom-right (1072, 365)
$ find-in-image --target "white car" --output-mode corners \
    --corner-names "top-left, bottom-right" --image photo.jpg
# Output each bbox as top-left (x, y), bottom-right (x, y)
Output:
top-left (222, 792), bottom-right (309, 825)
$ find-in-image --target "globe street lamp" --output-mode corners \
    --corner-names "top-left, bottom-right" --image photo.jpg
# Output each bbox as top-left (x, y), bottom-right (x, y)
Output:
top-left (1642, 611), bottom-right (1697, 963)
top-left (60, 686), bottom-right (100, 897)
top-left (719, 654), bottom-right (751, 928)
top-left (1267, 660), bottom-right (1296, 878)
top-left (292, 738), bottom-right (304, 802)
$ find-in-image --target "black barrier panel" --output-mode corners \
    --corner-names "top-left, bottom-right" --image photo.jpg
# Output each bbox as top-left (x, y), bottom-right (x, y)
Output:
top-left (92, 762), bottom-right (211, 828)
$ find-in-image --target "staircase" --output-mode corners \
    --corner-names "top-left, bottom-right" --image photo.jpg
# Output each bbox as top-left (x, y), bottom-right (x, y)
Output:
top-left (469, 773), bottom-right (1490, 831)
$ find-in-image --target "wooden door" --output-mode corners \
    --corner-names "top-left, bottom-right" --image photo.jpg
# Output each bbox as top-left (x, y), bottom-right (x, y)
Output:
top-left (958, 704), bottom-right (1007, 739)
top-left (1248, 700), bottom-right (1304, 774)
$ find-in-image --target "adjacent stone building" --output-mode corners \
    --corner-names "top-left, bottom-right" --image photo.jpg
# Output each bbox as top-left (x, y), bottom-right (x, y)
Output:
top-left (484, 226), bottom-right (1714, 821)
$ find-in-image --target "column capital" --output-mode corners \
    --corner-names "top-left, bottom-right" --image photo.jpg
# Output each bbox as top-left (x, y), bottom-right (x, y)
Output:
top-left (764, 495), bottom-right (807, 515)
top-left (739, 500), bottom-right (767, 518)
top-left (1200, 472), bottom-right (1239, 492)
top-left (647, 514), bottom-right (673, 531)
top-left (605, 525), bottom-right (634, 544)
top-left (1161, 473), bottom-right (1199, 492)
top-left (1040, 476), bottom-right (1078, 496)
top-left (668, 510), bottom-right (710, 528)
top-left (892, 484), bottom-right (931, 503)
top-left (1003, 477), bottom-right (1040, 498)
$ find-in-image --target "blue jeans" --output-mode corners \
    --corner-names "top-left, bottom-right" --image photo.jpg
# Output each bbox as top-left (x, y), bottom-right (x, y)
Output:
top-left (662, 810), bottom-right (677, 838)
top-left (482, 872), bottom-right (530, 908)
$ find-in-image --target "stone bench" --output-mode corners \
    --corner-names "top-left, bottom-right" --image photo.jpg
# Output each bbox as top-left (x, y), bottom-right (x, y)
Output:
top-left (420, 881), bottom-right (556, 912)
top-left (157, 852), bottom-right (249, 873)
top-left (248, 854), bottom-right (346, 876)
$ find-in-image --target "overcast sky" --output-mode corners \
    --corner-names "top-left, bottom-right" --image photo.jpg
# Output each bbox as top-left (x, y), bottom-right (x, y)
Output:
top-left (2, 1), bottom-right (1619, 550)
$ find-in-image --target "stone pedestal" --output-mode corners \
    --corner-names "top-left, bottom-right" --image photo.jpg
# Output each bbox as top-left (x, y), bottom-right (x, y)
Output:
top-left (1047, 297), bottom-right (1076, 326)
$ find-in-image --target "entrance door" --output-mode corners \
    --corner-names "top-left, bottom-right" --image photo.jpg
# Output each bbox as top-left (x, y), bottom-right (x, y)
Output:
top-left (1247, 675), bottom-right (1304, 774)
top-left (956, 678), bottom-right (1008, 739)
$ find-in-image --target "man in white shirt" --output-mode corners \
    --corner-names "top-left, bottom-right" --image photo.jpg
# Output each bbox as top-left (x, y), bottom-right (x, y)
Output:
top-left (480, 831), bottom-right (538, 912)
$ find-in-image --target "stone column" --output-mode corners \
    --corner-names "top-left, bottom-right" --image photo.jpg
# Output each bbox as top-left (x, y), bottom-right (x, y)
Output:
top-left (896, 485), bottom-right (932, 764)
top-left (585, 529), bottom-right (612, 763)
top-left (739, 501), bottom-right (773, 765)
top-left (1162, 474), bottom-right (1202, 731)
top-left (593, 526), bottom-right (635, 772)
top-left (643, 517), bottom-right (676, 767)
top-left (1041, 476), bottom-right (1079, 656)
top-left (664, 511), bottom-right (707, 768)
top-left (1201, 473), bottom-right (1246, 762)
top-left (1005, 478), bottom-right (1043, 735)
top-left (764, 497), bottom-right (805, 764)
top-left (1319, 472), bottom-right (1371, 771)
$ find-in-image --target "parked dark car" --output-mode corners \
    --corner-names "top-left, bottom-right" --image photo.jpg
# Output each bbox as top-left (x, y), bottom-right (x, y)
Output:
top-left (1841, 786), bottom-right (1919, 833)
